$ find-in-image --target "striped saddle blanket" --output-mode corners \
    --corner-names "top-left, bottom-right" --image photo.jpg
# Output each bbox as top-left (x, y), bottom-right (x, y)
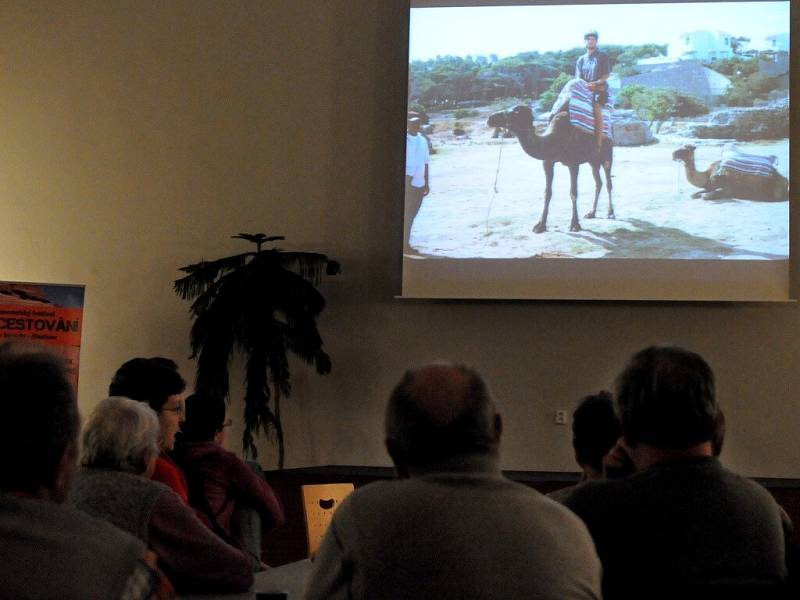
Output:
top-left (716, 143), bottom-right (779, 178)
top-left (567, 79), bottom-right (612, 141)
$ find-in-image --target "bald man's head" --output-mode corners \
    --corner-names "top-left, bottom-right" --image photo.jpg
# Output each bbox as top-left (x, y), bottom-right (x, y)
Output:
top-left (385, 363), bottom-right (500, 473)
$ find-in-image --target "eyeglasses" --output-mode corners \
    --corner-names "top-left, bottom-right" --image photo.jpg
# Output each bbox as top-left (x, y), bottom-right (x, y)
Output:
top-left (161, 404), bottom-right (185, 417)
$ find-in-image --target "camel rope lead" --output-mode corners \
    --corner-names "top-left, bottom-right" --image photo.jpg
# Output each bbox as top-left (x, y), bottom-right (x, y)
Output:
top-left (485, 129), bottom-right (506, 236)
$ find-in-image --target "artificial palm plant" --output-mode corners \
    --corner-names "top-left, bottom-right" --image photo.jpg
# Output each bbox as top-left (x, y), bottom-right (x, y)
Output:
top-left (174, 233), bottom-right (340, 468)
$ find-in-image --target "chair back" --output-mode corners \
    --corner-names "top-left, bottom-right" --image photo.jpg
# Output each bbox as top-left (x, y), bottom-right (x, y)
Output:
top-left (301, 483), bottom-right (355, 557)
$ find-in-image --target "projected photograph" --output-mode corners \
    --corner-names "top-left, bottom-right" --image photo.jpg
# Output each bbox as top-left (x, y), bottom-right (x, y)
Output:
top-left (404, 1), bottom-right (790, 260)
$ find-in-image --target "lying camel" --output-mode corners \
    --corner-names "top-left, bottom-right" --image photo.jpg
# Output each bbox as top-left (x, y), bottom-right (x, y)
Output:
top-left (672, 144), bottom-right (788, 201)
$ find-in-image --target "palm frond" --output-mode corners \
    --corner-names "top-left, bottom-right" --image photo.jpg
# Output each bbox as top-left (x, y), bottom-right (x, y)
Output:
top-left (232, 233), bottom-right (285, 253)
top-left (255, 261), bottom-right (327, 317)
top-left (174, 253), bottom-right (251, 300)
top-left (187, 263), bottom-right (251, 321)
top-left (242, 347), bottom-right (283, 458)
top-left (232, 233), bottom-right (285, 244)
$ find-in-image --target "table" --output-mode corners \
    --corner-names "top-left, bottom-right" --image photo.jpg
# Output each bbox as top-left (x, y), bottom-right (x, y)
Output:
top-left (181, 558), bottom-right (313, 600)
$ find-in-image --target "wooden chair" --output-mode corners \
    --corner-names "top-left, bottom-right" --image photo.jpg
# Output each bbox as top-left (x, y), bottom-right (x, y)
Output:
top-left (301, 483), bottom-right (354, 557)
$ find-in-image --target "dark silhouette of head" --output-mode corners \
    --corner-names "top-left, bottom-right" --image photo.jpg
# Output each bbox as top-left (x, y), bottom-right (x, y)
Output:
top-left (109, 357), bottom-right (186, 411)
top-left (616, 346), bottom-right (719, 450)
top-left (385, 363), bottom-right (501, 475)
top-left (572, 390), bottom-right (620, 475)
top-left (0, 343), bottom-right (79, 501)
top-left (711, 408), bottom-right (726, 456)
top-left (180, 393), bottom-right (227, 443)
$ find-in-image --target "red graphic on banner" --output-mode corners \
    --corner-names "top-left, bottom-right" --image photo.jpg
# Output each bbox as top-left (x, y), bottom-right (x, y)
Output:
top-left (0, 282), bottom-right (85, 391)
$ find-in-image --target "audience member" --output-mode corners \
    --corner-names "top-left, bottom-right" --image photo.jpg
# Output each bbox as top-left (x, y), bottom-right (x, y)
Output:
top-left (305, 363), bottom-right (602, 600)
top-left (564, 346), bottom-right (787, 599)
top-left (549, 390), bottom-right (620, 502)
top-left (71, 396), bottom-right (254, 594)
top-left (109, 357), bottom-right (190, 503)
top-left (172, 393), bottom-right (284, 564)
top-left (0, 344), bottom-right (170, 600)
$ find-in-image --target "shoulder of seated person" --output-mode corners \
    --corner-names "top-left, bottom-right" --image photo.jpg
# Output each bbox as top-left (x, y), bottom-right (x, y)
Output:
top-left (561, 477), bottom-right (630, 504)
top-left (184, 441), bottom-right (233, 459)
top-left (202, 443), bottom-right (247, 467)
top-left (152, 484), bottom-right (192, 510)
top-left (59, 499), bottom-right (147, 549)
top-left (154, 455), bottom-right (182, 472)
top-left (146, 477), bottom-right (174, 495)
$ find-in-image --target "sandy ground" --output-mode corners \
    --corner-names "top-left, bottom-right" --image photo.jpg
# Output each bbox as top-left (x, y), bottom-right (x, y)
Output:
top-left (408, 109), bottom-right (789, 260)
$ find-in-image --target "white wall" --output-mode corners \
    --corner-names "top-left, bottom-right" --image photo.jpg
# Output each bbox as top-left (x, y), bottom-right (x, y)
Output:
top-left (668, 30), bottom-right (734, 62)
top-left (0, 1), bottom-right (798, 477)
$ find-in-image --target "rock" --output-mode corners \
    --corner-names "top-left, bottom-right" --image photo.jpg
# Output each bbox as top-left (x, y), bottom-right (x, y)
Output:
top-left (768, 89), bottom-right (788, 103)
top-left (690, 104), bottom-right (788, 141)
top-left (612, 109), bottom-right (637, 119)
top-left (612, 118), bottom-right (654, 146)
top-left (491, 127), bottom-right (515, 139)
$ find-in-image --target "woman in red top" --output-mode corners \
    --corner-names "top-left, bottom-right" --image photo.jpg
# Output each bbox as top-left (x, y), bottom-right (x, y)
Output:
top-left (108, 357), bottom-right (190, 503)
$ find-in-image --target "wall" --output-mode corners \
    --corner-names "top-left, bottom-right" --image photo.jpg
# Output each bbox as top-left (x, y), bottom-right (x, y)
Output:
top-left (0, 1), bottom-right (797, 476)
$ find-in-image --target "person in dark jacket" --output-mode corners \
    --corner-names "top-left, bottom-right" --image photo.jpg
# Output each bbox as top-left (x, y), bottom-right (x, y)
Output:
top-left (564, 346), bottom-right (787, 599)
top-left (173, 393), bottom-right (284, 565)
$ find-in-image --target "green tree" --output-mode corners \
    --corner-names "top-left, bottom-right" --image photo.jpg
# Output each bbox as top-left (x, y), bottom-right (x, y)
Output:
top-left (618, 86), bottom-right (708, 129)
top-left (408, 44), bottom-right (680, 111)
top-left (616, 84), bottom-right (649, 109)
top-left (723, 72), bottom-right (780, 107)
top-left (708, 56), bottom-right (758, 78)
top-left (669, 92), bottom-right (709, 117)
top-left (637, 89), bottom-right (673, 126)
top-left (612, 44), bottom-right (667, 73)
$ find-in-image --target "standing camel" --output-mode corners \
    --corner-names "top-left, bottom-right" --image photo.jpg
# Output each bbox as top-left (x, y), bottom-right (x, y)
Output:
top-left (487, 105), bottom-right (613, 233)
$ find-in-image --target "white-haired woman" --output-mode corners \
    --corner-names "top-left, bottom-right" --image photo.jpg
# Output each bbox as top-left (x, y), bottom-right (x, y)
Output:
top-left (71, 397), bottom-right (253, 595)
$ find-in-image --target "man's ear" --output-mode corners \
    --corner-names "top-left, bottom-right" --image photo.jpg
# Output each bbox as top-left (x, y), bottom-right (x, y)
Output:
top-left (52, 441), bottom-right (78, 503)
top-left (493, 413), bottom-right (503, 443)
top-left (385, 438), bottom-right (410, 479)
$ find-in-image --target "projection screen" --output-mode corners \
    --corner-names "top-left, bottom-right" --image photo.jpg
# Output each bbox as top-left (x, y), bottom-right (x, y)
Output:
top-left (401, 0), bottom-right (793, 300)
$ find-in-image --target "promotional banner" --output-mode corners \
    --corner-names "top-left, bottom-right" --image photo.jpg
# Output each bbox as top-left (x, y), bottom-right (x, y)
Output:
top-left (0, 281), bottom-right (85, 391)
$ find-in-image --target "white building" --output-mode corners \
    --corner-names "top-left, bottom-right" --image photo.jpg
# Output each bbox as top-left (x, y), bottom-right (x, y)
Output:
top-left (757, 32), bottom-right (790, 53)
top-left (667, 30), bottom-right (736, 62)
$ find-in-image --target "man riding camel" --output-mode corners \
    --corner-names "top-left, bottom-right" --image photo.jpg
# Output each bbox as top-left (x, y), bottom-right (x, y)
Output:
top-left (576, 30), bottom-right (610, 102)
top-left (575, 30), bottom-right (610, 146)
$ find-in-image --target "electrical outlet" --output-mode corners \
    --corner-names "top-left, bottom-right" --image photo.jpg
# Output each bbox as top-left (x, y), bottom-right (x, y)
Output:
top-left (554, 410), bottom-right (568, 425)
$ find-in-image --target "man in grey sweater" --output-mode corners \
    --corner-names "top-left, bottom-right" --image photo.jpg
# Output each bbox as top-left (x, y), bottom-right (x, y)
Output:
top-left (0, 344), bottom-right (169, 600)
top-left (306, 362), bottom-right (602, 600)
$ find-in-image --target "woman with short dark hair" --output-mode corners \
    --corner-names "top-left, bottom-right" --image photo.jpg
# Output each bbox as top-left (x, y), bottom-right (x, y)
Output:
top-left (108, 357), bottom-right (190, 503)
